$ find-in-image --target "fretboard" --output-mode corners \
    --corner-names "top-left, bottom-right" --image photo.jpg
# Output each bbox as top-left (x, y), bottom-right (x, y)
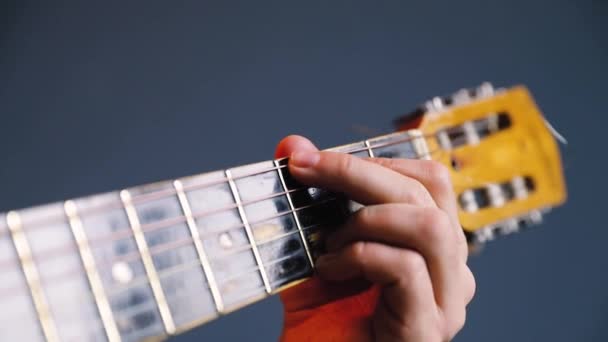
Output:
top-left (0, 130), bottom-right (429, 342)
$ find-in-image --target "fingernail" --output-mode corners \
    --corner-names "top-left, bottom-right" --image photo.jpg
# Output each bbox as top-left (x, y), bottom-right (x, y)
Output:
top-left (290, 151), bottom-right (320, 168)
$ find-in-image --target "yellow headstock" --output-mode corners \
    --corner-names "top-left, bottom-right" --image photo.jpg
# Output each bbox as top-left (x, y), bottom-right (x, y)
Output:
top-left (396, 84), bottom-right (567, 243)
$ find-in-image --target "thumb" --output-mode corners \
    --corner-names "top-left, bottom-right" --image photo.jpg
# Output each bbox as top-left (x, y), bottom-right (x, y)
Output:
top-left (275, 135), bottom-right (319, 159)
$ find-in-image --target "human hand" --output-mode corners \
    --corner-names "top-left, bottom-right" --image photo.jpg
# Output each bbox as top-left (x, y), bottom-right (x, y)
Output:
top-left (276, 135), bottom-right (475, 342)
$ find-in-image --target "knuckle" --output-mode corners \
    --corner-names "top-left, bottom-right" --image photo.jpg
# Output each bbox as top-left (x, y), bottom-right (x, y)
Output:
top-left (418, 208), bottom-right (451, 243)
top-left (335, 153), bottom-right (356, 178)
top-left (353, 206), bottom-right (375, 227)
top-left (398, 179), bottom-right (430, 206)
top-left (346, 241), bottom-right (368, 264)
top-left (448, 307), bottom-right (467, 336)
top-left (400, 251), bottom-right (427, 277)
top-left (424, 160), bottom-right (452, 191)
top-left (464, 266), bottom-right (477, 303)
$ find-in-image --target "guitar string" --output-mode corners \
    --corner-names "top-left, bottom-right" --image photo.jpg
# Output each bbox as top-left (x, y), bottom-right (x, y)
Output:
top-left (71, 260), bottom-right (295, 337)
top-left (97, 197), bottom-right (338, 268)
top-left (0, 141), bottom-right (444, 298)
top-left (0, 117), bottom-right (520, 331)
top-left (0, 222), bottom-right (322, 315)
top-left (0, 197), bottom-right (336, 299)
top-left (0, 152), bottom-right (447, 308)
top-left (0, 148), bottom-right (459, 332)
top-left (0, 131), bottom-right (436, 232)
top-left (0, 184), bottom-right (340, 272)
top-left (0, 140), bottom-right (441, 273)
top-left (0, 137), bottom-right (441, 299)
top-left (4, 185), bottom-right (322, 268)
top-left (0, 145), bottom-right (443, 298)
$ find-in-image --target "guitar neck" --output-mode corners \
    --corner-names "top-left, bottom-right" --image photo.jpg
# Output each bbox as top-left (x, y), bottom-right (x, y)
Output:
top-left (0, 130), bottom-right (429, 342)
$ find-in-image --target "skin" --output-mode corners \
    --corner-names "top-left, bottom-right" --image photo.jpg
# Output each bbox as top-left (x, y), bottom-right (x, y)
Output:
top-left (275, 135), bottom-right (476, 342)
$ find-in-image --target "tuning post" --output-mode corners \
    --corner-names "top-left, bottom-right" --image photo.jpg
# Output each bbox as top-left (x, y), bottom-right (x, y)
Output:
top-left (420, 82), bottom-right (497, 115)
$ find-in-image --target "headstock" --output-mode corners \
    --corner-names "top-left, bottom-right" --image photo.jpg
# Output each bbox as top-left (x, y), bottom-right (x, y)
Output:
top-left (395, 84), bottom-right (567, 244)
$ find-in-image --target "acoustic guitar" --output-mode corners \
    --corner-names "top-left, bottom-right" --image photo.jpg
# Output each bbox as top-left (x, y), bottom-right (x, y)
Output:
top-left (0, 84), bottom-right (566, 341)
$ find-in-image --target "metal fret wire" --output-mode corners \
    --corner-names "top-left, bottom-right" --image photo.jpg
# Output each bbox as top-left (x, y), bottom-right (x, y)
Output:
top-left (6, 211), bottom-right (60, 342)
top-left (273, 159), bottom-right (315, 270)
top-left (364, 140), bottom-right (375, 157)
top-left (225, 169), bottom-right (272, 294)
top-left (173, 180), bottom-right (224, 313)
top-left (64, 200), bottom-right (121, 342)
top-left (120, 190), bottom-right (176, 334)
top-left (0, 131), bottom-right (434, 234)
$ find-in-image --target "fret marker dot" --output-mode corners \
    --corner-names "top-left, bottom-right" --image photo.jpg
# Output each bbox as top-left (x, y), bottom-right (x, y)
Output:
top-left (112, 262), bottom-right (133, 284)
top-left (219, 233), bottom-right (233, 249)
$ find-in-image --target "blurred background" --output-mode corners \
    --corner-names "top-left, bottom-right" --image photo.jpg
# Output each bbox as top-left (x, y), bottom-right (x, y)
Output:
top-left (1, 1), bottom-right (606, 341)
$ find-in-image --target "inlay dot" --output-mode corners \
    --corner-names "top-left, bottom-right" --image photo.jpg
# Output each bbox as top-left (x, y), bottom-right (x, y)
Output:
top-left (219, 232), bottom-right (233, 249)
top-left (112, 262), bottom-right (133, 284)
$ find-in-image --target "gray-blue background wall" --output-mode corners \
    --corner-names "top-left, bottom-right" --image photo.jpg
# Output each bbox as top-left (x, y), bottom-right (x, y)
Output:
top-left (1, 1), bottom-right (606, 341)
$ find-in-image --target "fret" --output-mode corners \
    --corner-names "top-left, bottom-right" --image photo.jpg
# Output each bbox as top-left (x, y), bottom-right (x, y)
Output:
top-left (277, 161), bottom-right (350, 260)
top-left (174, 179), bottom-right (224, 314)
top-left (257, 233), bottom-right (312, 289)
top-left (364, 140), bottom-right (375, 157)
top-left (7, 211), bottom-right (60, 342)
top-left (231, 161), bottom-right (315, 291)
top-left (182, 171), bottom-right (242, 232)
top-left (225, 167), bottom-right (272, 294)
top-left (76, 193), bottom-right (155, 293)
top-left (17, 203), bottom-right (110, 341)
top-left (297, 199), bottom-right (350, 259)
top-left (0, 213), bottom-right (46, 341)
top-left (158, 264), bottom-right (215, 328)
top-left (274, 159), bottom-right (314, 270)
top-left (120, 189), bottom-right (176, 335)
top-left (65, 200), bottom-right (121, 342)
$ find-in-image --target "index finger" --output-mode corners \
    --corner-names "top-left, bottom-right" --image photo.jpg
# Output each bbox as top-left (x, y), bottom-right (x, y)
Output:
top-left (289, 150), bottom-right (435, 207)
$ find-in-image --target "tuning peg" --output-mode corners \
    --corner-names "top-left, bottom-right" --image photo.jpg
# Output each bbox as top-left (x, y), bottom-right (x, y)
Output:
top-left (474, 82), bottom-right (495, 98)
top-left (393, 82), bottom-right (499, 128)
top-left (420, 82), bottom-right (497, 115)
top-left (468, 209), bottom-right (545, 245)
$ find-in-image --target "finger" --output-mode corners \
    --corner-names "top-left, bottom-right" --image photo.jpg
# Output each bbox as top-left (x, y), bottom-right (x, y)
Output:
top-left (316, 242), bottom-right (438, 329)
top-left (274, 135), bottom-right (318, 158)
top-left (326, 204), bottom-right (461, 314)
top-left (367, 158), bottom-right (468, 258)
top-left (365, 159), bottom-right (457, 222)
top-left (289, 151), bottom-right (435, 207)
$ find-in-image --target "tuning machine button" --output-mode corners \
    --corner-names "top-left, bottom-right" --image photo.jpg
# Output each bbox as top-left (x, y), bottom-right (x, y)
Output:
top-left (394, 82), bottom-right (503, 129)
top-left (422, 82), bottom-right (496, 114)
